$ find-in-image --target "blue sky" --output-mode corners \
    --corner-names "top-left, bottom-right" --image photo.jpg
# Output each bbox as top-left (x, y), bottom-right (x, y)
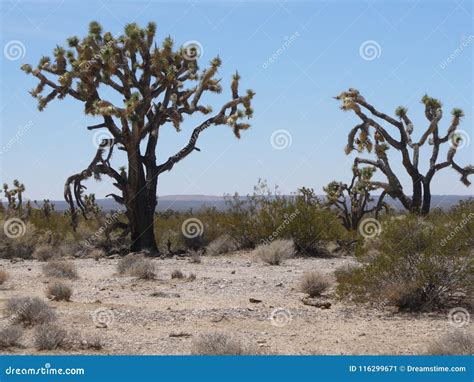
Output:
top-left (1, 0), bottom-right (473, 201)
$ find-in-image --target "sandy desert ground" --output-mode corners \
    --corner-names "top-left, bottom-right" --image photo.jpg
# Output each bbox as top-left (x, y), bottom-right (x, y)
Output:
top-left (0, 253), bottom-right (461, 355)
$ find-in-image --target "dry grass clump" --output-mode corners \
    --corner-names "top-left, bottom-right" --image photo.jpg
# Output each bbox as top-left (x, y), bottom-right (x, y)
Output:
top-left (298, 271), bottom-right (332, 297)
top-left (34, 323), bottom-right (69, 350)
top-left (42, 260), bottom-right (78, 279)
top-left (129, 258), bottom-right (156, 280)
top-left (5, 297), bottom-right (56, 327)
top-left (0, 325), bottom-right (24, 349)
top-left (88, 248), bottom-right (105, 261)
top-left (32, 244), bottom-right (55, 261)
top-left (189, 251), bottom-right (202, 264)
top-left (428, 330), bottom-right (474, 355)
top-left (117, 253), bottom-right (144, 274)
top-left (46, 281), bottom-right (72, 301)
top-left (192, 332), bottom-right (250, 355)
top-left (0, 269), bottom-right (9, 285)
top-left (206, 234), bottom-right (238, 256)
top-left (187, 273), bottom-right (196, 282)
top-left (117, 254), bottom-right (156, 279)
top-left (171, 269), bottom-right (184, 279)
top-left (253, 239), bottom-right (295, 265)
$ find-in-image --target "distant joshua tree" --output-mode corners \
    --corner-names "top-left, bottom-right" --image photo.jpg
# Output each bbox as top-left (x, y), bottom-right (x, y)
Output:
top-left (335, 88), bottom-right (473, 215)
top-left (324, 166), bottom-right (388, 230)
top-left (22, 21), bottom-right (254, 253)
top-left (2, 180), bottom-right (25, 212)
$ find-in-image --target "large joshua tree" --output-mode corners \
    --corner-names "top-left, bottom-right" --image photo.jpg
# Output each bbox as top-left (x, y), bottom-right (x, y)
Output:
top-left (22, 21), bottom-right (254, 253)
top-left (335, 89), bottom-right (473, 215)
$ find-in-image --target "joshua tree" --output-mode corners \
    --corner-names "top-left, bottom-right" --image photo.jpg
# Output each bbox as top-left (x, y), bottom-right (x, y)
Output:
top-left (335, 89), bottom-right (473, 215)
top-left (324, 166), bottom-right (388, 230)
top-left (2, 180), bottom-right (25, 212)
top-left (22, 21), bottom-right (254, 253)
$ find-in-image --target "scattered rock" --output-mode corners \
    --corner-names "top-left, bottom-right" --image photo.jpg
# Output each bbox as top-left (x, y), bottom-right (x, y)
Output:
top-left (275, 282), bottom-right (283, 287)
top-left (169, 332), bottom-right (192, 338)
top-left (249, 298), bottom-right (262, 304)
top-left (150, 291), bottom-right (180, 298)
top-left (231, 270), bottom-right (236, 274)
top-left (301, 296), bottom-right (331, 309)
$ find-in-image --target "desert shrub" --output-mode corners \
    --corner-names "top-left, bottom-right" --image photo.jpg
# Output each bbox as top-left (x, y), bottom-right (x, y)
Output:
top-left (223, 181), bottom-right (347, 254)
top-left (0, 220), bottom-right (39, 259)
top-left (34, 323), bottom-right (69, 350)
top-left (206, 234), bottom-right (238, 256)
top-left (171, 269), bottom-right (184, 279)
top-left (192, 332), bottom-right (249, 355)
top-left (129, 258), bottom-right (156, 280)
top-left (117, 253), bottom-right (145, 274)
top-left (5, 297), bottom-right (56, 326)
top-left (336, 215), bottom-right (473, 311)
top-left (0, 325), bottom-right (24, 349)
top-left (187, 273), bottom-right (196, 281)
top-left (298, 271), bottom-right (332, 297)
top-left (253, 239), bottom-right (295, 265)
top-left (32, 244), bottom-right (55, 261)
top-left (88, 248), bottom-right (105, 261)
top-left (42, 260), bottom-right (78, 279)
top-left (0, 269), bottom-right (9, 285)
top-left (189, 251), bottom-right (202, 264)
top-left (46, 281), bottom-right (72, 301)
top-left (428, 330), bottom-right (474, 355)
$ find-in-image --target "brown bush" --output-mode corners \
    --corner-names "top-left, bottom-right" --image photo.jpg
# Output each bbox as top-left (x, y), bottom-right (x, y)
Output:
top-left (192, 332), bottom-right (250, 355)
top-left (0, 269), bottom-right (9, 285)
top-left (253, 239), bottom-right (295, 265)
top-left (42, 260), bottom-right (78, 279)
top-left (0, 325), bottom-right (24, 349)
top-left (171, 270), bottom-right (184, 279)
top-left (117, 253), bottom-right (144, 274)
top-left (46, 281), bottom-right (72, 301)
top-left (298, 271), bottom-right (332, 297)
top-left (34, 323), bottom-right (69, 350)
top-left (129, 258), bottom-right (156, 280)
top-left (32, 244), bottom-right (55, 261)
top-left (428, 330), bottom-right (474, 355)
top-left (5, 297), bottom-right (56, 327)
top-left (88, 248), bottom-right (105, 261)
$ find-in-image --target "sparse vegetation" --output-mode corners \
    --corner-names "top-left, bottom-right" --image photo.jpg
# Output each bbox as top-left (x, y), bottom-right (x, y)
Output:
top-left (336, 212), bottom-right (473, 311)
top-left (0, 325), bottom-right (24, 349)
top-left (42, 260), bottom-right (78, 279)
top-left (34, 323), bottom-right (69, 350)
top-left (5, 297), bottom-right (56, 327)
top-left (171, 270), bottom-right (184, 279)
top-left (0, 269), bottom-right (9, 285)
top-left (298, 271), bottom-right (332, 297)
top-left (428, 330), bottom-right (474, 355)
top-left (192, 332), bottom-right (250, 355)
top-left (117, 253), bottom-right (145, 275)
top-left (206, 235), bottom-right (238, 256)
top-left (89, 248), bottom-right (105, 261)
top-left (32, 244), bottom-right (55, 261)
top-left (253, 239), bottom-right (295, 265)
top-left (129, 258), bottom-right (156, 280)
top-left (46, 281), bottom-right (73, 301)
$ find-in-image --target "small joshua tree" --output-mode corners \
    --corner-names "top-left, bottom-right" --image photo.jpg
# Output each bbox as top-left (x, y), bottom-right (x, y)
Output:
top-left (324, 166), bottom-right (388, 230)
top-left (336, 89), bottom-right (473, 215)
top-left (22, 21), bottom-right (254, 253)
top-left (2, 180), bottom-right (25, 214)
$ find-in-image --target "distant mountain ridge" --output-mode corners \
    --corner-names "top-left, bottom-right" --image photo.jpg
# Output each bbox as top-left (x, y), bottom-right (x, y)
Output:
top-left (26, 194), bottom-right (473, 212)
